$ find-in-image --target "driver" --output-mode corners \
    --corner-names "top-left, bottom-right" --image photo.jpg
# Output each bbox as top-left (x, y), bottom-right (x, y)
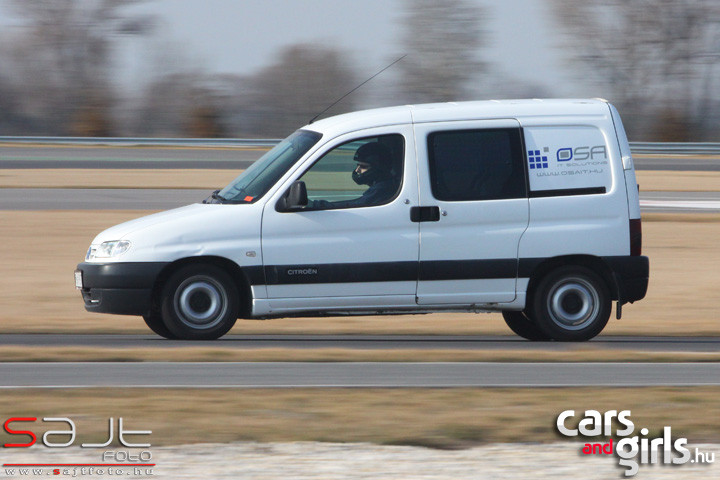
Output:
top-left (312, 142), bottom-right (398, 209)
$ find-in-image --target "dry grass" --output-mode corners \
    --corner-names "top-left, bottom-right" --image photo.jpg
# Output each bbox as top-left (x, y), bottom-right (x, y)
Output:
top-left (635, 170), bottom-right (720, 191)
top-left (2, 346), bottom-right (720, 363)
top-left (608, 213), bottom-right (720, 336)
top-left (0, 211), bottom-right (717, 336)
top-left (0, 387), bottom-right (719, 447)
top-left (0, 163), bottom-right (715, 450)
top-left (3, 168), bottom-right (720, 191)
top-left (0, 210), bottom-right (718, 337)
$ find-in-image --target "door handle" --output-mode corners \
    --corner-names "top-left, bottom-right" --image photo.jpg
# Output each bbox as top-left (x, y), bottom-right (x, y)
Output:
top-left (410, 206), bottom-right (440, 223)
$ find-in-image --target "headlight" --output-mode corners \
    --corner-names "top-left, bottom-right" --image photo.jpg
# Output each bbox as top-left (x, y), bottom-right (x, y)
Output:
top-left (86, 240), bottom-right (132, 260)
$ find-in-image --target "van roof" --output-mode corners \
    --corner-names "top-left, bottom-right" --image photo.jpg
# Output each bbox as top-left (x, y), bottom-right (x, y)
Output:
top-left (305, 98), bottom-right (611, 137)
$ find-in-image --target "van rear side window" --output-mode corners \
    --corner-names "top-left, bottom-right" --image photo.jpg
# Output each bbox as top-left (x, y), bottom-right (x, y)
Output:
top-left (427, 128), bottom-right (526, 202)
top-left (524, 126), bottom-right (611, 195)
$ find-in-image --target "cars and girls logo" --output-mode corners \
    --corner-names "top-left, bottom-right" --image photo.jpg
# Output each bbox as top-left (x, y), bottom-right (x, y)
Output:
top-left (557, 409), bottom-right (715, 476)
top-left (2, 417), bottom-right (154, 477)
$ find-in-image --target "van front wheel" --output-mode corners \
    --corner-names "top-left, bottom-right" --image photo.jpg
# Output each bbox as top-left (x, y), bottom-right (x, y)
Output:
top-left (530, 266), bottom-right (611, 342)
top-left (143, 312), bottom-right (178, 339)
top-left (160, 264), bottom-right (239, 340)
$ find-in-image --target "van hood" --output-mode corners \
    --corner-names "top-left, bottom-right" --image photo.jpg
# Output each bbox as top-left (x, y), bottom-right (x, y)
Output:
top-left (91, 203), bottom-right (259, 245)
top-left (87, 202), bottom-right (263, 264)
top-left (94, 204), bottom-right (201, 242)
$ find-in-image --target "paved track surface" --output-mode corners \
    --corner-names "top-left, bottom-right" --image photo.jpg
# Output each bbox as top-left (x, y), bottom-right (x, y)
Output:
top-left (3, 334), bottom-right (720, 352)
top-left (0, 145), bottom-right (719, 170)
top-left (0, 187), bottom-right (209, 210)
top-left (633, 155), bottom-right (720, 171)
top-left (1, 362), bottom-right (719, 388)
top-left (1, 188), bottom-right (718, 212)
top-left (0, 145), bottom-right (259, 169)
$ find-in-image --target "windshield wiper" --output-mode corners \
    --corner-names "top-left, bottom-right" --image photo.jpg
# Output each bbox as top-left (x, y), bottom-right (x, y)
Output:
top-left (203, 189), bottom-right (227, 204)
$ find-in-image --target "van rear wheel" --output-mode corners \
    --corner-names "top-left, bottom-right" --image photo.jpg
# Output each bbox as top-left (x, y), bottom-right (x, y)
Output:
top-left (502, 311), bottom-right (551, 341)
top-left (160, 264), bottom-right (239, 340)
top-left (530, 266), bottom-right (611, 341)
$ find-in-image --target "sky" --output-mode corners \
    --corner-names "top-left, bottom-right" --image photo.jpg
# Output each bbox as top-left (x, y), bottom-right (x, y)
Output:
top-left (0, 0), bottom-right (589, 98)
top-left (119, 0), bottom-right (583, 96)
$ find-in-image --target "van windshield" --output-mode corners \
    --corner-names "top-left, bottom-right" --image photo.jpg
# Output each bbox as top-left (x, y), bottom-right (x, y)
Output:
top-left (217, 130), bottom-right (322, 203)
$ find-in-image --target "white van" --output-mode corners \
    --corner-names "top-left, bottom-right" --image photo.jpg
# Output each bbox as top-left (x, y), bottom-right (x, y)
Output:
top-left (75, 99), bottom-right (648, 341)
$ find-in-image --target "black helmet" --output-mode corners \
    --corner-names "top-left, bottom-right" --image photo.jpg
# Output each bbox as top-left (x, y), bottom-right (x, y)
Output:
top-left (354, 142), bottom-right (391, 167)
top-left (352, 142), bottom-right (392, 186)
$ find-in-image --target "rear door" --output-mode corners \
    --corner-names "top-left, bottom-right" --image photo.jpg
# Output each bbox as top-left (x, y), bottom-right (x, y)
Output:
top-left (413, 120), bottom-right (529, 305)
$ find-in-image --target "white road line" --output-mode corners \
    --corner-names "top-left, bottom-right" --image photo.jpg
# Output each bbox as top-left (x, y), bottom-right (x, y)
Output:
top-left (640, 200), bottom-right (720, 210)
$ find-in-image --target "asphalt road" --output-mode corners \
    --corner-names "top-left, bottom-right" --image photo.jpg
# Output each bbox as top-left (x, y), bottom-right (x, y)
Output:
top-left (1, 144), bottom-right (719, 170)
top-left (1, 362), bottom-right (719, 388)
top-left (0, 187), bottom-right (209, 210)
top-left (1, 188), bottom-right (719, 212)
top-left (0, 145), bottom-right (259, 169)
top-left (633, 155), bottom-right (720, 171)
top-left (3, 334), bottom-right (720, 353)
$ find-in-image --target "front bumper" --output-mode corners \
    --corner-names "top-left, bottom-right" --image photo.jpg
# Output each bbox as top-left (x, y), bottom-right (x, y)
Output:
top-left (75, 262), bottom-right (169, 315)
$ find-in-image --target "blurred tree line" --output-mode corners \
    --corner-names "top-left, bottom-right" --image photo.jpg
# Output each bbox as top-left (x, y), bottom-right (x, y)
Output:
top-left (0, 0), bottom-right (719, 140)
top-left (551, 0), bottom-right (720, 140)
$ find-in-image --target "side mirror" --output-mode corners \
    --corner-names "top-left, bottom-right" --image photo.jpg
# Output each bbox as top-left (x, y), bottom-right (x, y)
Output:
top-left (277, 181), bottom-right (308, 212)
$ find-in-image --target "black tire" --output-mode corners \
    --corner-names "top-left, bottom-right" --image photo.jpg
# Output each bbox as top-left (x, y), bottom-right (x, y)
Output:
top-left (530, 266), bottom-right (611, 341)
top-left (502, 311), bottom-right (551, 341)
top-left (160, 264), bottom-right (239, 340)
top-left (142, 312), bottom-right (179, 340)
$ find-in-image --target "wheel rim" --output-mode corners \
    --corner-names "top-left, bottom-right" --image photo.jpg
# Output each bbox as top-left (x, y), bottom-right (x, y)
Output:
top-left (546, 276), bottom-right (599, 330)
top-left (174, 276), bottom-right (228, 330)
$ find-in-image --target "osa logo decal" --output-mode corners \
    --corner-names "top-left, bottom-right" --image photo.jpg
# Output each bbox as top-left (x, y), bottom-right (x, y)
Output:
top-left (528, 149), bottom-right (549, 169)
top-left (557, 145), bottom-right (607, 162)
top-left (528, 145), bottom-right (608, 168)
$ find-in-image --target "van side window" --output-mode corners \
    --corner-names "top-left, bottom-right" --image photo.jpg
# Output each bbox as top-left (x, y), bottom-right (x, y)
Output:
top-left (427, 129), bottom-right (526, 201)
top-left (300, 134), bottom-right (404, 210)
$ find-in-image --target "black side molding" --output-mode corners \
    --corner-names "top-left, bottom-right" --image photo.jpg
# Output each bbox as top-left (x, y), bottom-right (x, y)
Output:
top-left (529, 187), bottom-right (606, 198)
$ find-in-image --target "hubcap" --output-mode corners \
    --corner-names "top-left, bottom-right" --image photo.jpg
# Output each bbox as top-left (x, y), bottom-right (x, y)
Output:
top-left (174, 276), bottom-right (228, 329)
top-left (547, 277), bottom-right (599, 330)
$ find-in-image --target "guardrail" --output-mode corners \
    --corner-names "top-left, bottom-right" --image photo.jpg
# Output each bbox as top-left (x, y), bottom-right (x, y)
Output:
top-left (1, 137), bottom-right (720, 155)
top-left (629, 142), bottom-right (720, 155)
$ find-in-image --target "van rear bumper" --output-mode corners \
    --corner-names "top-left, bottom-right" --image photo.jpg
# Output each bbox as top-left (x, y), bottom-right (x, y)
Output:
top-left (75, 262), bottom-right (169, 315)
top-left (604, 256), bottom-right (649, 303)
